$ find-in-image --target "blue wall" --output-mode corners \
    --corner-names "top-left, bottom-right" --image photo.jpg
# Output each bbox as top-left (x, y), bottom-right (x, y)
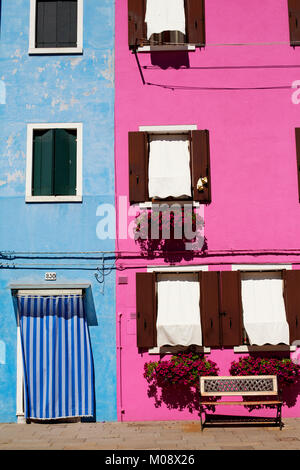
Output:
top-left (0, 0), bottom-right (116, 422)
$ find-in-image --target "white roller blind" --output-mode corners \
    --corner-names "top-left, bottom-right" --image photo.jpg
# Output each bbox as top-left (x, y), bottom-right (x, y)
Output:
top-left (156, 273), bottom-right (202, 347)
top-left (148, 134), bottom-right (192, 199)
top-left (241, 272), bottom-right (290, 345)
top-left (145, 0), bottom-right (186, 39)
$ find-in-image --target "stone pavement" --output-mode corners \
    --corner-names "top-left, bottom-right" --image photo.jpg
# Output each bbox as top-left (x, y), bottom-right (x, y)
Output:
top-left (0, 418), bottom-right (299, 450)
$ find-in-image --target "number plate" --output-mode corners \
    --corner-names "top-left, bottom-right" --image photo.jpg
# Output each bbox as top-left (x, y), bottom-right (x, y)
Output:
top-left (45, 272), bottom-right (57, 281)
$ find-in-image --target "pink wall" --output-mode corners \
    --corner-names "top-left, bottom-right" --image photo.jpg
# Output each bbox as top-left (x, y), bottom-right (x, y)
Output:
top-left (115, 0), bottom-right (300, 421)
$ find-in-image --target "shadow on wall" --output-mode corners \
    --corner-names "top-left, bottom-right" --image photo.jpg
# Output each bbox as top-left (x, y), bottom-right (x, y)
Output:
top-left (134, 209), bottom-right (207, 263)
top-left (147, 382), bottom-right (201, 414)
top-left (136, 236), bottom-right (208, 263)
top-left (146, 352), bottom-right (300, 414)
top-left (146, 378), bottom-right (300, 414)
top-left (150, 51), bottom-right (190, 69)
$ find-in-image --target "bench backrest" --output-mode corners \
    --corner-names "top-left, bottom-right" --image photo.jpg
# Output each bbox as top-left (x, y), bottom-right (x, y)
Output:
top-left (200, 375), bottom-right (278, 397)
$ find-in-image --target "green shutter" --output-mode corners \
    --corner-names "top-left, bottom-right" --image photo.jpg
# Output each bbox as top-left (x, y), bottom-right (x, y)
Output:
top-left (54, 129), bottom-right (77, 196)
top-left (32, 129), bottom-right (54, 196)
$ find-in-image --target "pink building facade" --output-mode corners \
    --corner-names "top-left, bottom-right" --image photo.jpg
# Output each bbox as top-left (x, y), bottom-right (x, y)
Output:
top-left (115, 0), bottom-right (300, 422)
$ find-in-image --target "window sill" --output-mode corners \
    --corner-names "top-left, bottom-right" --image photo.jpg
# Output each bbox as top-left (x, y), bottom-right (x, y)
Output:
top-left (138, 201), bottom-right (200, 208)
top-left (234, 345), bottom-right (297, 353)
top-left (148, 346), bottom-right (210, 355)
top-left (25, 195), bottom-right (82, 203)
top-left (28, 47), bottom-right (83, 55)
top-left (136, 45), bottom-right (196, 53)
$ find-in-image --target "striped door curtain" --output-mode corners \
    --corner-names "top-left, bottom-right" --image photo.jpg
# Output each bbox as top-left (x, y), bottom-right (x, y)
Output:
top-left (17, 294), bottom-right (95, 420)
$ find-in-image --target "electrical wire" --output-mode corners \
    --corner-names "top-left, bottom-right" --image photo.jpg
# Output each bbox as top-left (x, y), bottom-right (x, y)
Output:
top-left (135, 38), bottom-right (300, 47)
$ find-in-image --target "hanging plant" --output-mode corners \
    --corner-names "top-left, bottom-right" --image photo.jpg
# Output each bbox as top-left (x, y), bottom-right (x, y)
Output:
top-left (144, 352), bottom-right (219, 387)
top-left (134, 208), bottom-right (203, 242)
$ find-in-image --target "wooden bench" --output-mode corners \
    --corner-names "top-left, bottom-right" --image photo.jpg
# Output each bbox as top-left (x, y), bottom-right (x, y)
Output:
top-left (199, 375), bottom-right (283, 430)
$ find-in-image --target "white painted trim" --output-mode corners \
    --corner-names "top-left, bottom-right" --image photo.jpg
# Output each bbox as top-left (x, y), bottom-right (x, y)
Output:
top-left (29, 0), bottom-right (83, 55)
top-left (25, 195), bottom-right (82, 203)
top-left (232, 264), bottom-right (292, 271)
top-left (25, 123), bottom-right (83, 203)
top-left (137, 45), bottom-right (196, 52)
top-left (16, 327), bottom-right (25, 422)
top-left (149, 346), bottom-right (210, 354)
top-left (17, 289), bottom-right (83, 296)
top-left (28, 47), bottom-right (83, 55)
top-left (139, 201), bottom-right (200, 208)
top-left (10, 283), bottom-right (90, 290)
top-left (234, 345), bottom-right (297, 353)
top-left (139, 125), bottom-right (197, 133)
top-left (147, 265), bottom-right (209, 272)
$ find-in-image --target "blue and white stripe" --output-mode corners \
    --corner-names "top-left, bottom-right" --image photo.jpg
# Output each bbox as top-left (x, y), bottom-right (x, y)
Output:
top-left (18, 295), bottom-right (94, 420)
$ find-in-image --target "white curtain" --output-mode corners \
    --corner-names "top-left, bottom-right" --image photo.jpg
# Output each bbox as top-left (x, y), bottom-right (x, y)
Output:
top-left (148, 135), bottom-right (192, 199)
top-left (241, 272), bottom-right (290, 345)
top-left (156, 273), bottom-right (202, 347)
top-left (145, 0), bottom-right (186, 40)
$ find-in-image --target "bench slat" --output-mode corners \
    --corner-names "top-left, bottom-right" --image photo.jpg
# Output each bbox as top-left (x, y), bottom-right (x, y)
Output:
top-left (200, 400), bottom-right (282, 406)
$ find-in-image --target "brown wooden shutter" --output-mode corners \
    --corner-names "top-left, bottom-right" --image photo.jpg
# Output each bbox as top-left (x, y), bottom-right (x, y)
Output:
top-left (295, 128), bottom-right (300, 202)
top-left (219, 271), bottom-right (243, 347)
top-left (185, 0), bottom-right (205, 46)
top-left (283, 270), bottom-right (300, 344)
top-left (288, 0), bottom-right (300, 46)
top-left (136, 272), bottom-right (157, 348)
top-left (128, 0), bottom-right (147, 49)
top-left (129, 132), bottom-right (148, 204)
top-left (190, 130), bottom-right (211, 203)
top-left (200, 271), bottom-right (220, 347)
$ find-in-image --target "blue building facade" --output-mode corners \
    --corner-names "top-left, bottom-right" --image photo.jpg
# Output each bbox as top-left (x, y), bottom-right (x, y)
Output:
top-left (0, 0), bottom-right (116, 422)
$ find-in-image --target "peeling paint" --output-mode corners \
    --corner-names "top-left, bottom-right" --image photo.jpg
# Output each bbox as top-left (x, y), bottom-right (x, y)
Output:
top-left (83, 87), bottom-right (97, 96)
top-left (6, 170), bottom-right (25, 184)
top-left (59, 101), bottom-right (69, 111)
top-left (6, 136), bottom-right (13, 148)
top-left (70, 58), bottom-right (82, 68)
top-left (100, 50), bottom-right (114, 87)
top-left (0, 81), bottom-right (6, 104)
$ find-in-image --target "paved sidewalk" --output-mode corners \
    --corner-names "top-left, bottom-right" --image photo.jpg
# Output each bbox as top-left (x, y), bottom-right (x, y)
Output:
top-left (0, 418), bottom-right (299, 450)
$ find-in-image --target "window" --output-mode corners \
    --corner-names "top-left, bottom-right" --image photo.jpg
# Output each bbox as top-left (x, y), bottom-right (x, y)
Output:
top-left (241, 272), bottom-right (290, 346)
top-left (288, 0), bottom-right (300, 46)
top-left (136, 269), bottom-right (299, 350)
top-left (156, 273), bottom-right (202, 347)
top-left (26, 123), bottom-right (82, 202)
top-left (128, 0), bottom-right (205, 50)
top-left (128, 127), bottom-right (211, 204)
top-left (29, 0), bottom-right (83, 54)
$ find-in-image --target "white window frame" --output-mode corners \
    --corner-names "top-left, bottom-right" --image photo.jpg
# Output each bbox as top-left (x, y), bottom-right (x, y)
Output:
top-left (26, 123), bottom-right (83, 203)
top-left (16, 288), bottom-right (83, 422)
top-left (138, 124), bottom-right (200, 208)
top-left (232, 264), bottom-right (296, 353)
top-left (29, 0), bottom-right (84, 55)
top-left (137, 44), bottom-right (196, 53)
